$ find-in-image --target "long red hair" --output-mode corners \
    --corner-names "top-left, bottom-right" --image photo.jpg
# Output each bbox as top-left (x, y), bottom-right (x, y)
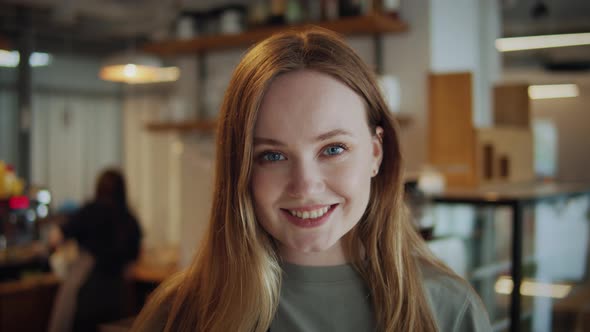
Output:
top-left (133, 27), bottom-right (452, 332)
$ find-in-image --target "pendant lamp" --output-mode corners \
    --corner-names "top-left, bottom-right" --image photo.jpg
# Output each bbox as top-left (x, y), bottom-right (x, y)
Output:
top-left (99, 52), bottom-right (179, 84)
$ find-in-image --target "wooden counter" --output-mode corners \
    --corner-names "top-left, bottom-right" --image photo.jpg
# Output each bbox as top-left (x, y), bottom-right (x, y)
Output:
top-left (130, 259), bottom-right (179, 284)
top-left (0, 273), bottom-right (59, 332)
top-left (1, 242), bottom-right (180, 284)
top-left (130, 246), bottom-right (180, 284)
top-left (0, 245), bottom-right (179, 331)
top-left (0, 242), bottom-right (51, 282)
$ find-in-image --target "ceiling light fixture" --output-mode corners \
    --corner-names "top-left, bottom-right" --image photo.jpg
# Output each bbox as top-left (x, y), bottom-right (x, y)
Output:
top-left (496, 32), bottom-right (590, 52)
top-left (528, 84), bottom-right (579, 100)
top-left (99, 52), bottom-right (179, 84)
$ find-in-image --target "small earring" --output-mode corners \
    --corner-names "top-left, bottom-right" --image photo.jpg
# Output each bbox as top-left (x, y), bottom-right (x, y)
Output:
top-left (373, 169), bottom-right (378, 176)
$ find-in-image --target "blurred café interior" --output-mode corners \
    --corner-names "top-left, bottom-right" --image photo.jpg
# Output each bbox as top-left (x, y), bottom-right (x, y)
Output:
top-left (1, 0), bottom-right (589, 331)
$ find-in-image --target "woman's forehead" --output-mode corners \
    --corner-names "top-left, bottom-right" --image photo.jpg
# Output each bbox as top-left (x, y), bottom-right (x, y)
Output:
top-left (259, 70), bottom-right (364, 114)
top-left (254, 70), bottom-right (370, 143)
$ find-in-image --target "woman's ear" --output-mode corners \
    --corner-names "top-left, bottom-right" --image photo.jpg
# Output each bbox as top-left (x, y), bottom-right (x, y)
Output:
top-left (372, 126), bottom-right (384, 177)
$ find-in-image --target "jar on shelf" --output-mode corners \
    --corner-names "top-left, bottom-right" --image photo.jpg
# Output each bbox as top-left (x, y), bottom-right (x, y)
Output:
top-left (248, 0), bottom-right (270, 28)
top-left (176, 13), bottom-right (195, 39)
top-left (219, 5), bottom-right (247, 34)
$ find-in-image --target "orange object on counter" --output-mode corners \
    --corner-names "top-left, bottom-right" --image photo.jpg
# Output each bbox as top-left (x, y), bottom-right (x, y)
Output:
top-left (0, 161), bottom-right (25, 198)
top-left (0, 161), bottom-right (6, 198)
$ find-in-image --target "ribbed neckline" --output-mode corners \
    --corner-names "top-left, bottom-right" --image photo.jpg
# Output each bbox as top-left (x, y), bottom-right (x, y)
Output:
top-left (281, 262), bottom-right (361, 283)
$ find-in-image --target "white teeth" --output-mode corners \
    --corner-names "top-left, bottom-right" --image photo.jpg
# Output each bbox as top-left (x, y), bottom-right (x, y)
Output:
top-left (288, 206), bottom-right (330, 219)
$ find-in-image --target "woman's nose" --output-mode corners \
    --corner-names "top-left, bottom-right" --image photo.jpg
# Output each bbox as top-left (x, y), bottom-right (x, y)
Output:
top-left (286, 160), bottom-right (325, 198)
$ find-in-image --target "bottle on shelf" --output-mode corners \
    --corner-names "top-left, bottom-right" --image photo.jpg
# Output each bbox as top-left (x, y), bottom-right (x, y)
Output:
top-left (305, 0), bottom-right (322, 22)
top-left (269, 0), bottom-right (287, 25)
top-left (285, 0), bottom-right (304, 24)
top-left (339, 0), bottom-right (362, 17)
top-left (323, 0), bottom-right (340, 21)
top-left (248, 0), bottom-right (270, 28)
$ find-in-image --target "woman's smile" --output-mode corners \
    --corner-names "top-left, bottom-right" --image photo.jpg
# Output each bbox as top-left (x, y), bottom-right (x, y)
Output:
top-left (280, 204), bottom-right (339, 228)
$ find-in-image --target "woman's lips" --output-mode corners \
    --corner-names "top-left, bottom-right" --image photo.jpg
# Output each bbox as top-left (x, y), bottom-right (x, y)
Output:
top-left (281, 204), bottom-right (338, 228)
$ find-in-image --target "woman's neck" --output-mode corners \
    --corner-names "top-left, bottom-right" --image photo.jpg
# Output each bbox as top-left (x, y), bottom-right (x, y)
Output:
top-left (279, 241), bottom-right (350, 266)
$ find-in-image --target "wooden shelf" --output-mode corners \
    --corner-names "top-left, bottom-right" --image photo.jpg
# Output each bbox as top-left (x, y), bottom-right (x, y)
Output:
top-left (143, 14), bottom-right (407, 55)
top-left (146, 113), bottom-right (411, 133)
top-left (144, 14), bottom-right (410, 134)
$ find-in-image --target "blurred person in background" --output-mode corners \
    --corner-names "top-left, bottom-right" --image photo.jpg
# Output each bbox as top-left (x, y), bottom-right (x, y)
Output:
top-left (48, 168), bottom-right (142, 332)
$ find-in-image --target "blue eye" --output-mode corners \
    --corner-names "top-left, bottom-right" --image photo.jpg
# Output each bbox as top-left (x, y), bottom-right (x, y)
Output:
top-left (323, 145), bottom-right (345, 156)
top-left (261, 152), bottom-right (285, 162)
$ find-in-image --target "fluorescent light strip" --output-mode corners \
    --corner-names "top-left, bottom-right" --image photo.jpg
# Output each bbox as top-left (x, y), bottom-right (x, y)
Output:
top-left (0, 50), bottom-right (18, 67)
top-left (29, 52), bottom-right (51, 66)
top-left (495, 276), bottom-right (572, 299)
top-left (0, 50), bottom-right (52, 67)
top-left (528, 84), bottom-right (579, 100)
top-left (496, 32), bottom-right (590, 52)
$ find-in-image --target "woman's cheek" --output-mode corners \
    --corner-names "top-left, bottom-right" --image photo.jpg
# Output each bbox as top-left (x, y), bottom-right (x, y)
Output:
top-left (325, 160), bottom-right (371, 190)
top-left (252, 167), bottom-right (285, 199)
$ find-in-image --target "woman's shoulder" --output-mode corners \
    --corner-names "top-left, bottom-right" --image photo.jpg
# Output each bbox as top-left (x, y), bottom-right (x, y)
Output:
top-left (420, 263), bottom-right (471, 298)
top-left (130, 271), bottom-right (185, 332)
top-left (419, 263), bottom-right (492, 332)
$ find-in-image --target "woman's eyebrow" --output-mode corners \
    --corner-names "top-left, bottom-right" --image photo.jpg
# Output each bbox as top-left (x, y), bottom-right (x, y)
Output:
top-left (315, 129), bottom-right (353, 142)
top-left (253, 137), bottom-right (286, 146)
top-left (253, 129), bottom-right (353, 147)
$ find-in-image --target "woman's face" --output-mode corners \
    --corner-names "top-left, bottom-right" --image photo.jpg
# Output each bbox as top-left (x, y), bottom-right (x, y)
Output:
top-left (251, 70), bottom-right (382, 266)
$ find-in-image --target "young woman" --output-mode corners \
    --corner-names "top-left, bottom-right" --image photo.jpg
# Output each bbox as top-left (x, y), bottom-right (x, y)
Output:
top-left (131, 27), bottom-right (491, 332)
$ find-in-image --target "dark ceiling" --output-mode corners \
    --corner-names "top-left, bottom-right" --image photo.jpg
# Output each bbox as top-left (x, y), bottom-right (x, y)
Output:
top-left (501, 0), bottom-right (590, 71)
top-left (0, 0), bottom-right (589, 69)
top-left (0, 0), bottom-right (177, 55)
top-left (502, 0), bottom-right (590, 36)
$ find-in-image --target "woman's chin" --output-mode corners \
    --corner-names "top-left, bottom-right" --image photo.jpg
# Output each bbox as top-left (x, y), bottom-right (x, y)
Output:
top-left (279, 239), bottom-right (346, 264)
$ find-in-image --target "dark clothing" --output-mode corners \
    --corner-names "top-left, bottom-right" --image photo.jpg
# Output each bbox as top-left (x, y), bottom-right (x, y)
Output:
top-left (60, 201), bottom-right (142, 332)
top-left (61, 202), bottom-right (141, 274)
top-left (72, 269), bottom-right (130, 332)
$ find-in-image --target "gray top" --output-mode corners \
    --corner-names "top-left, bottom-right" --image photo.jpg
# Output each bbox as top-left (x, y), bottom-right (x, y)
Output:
top-left (270, 263), bottom-right (375, 331)
top-left (270, 263), bottom-right (492, 332)
top-left (132, 263), bottom-right (492, 332)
